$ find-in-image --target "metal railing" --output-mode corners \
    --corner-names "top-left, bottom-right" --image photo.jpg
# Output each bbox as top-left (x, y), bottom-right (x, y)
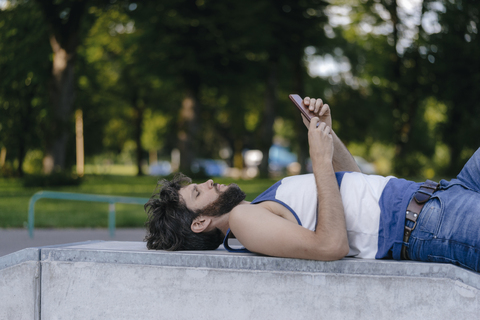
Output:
top-left (28, 191), bottom-right (149, 238)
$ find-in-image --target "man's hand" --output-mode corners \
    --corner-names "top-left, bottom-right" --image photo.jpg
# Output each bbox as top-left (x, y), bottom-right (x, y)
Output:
top-left (308, 118), bottom-right (334, 166)
top-left (303, 97), bottom-right (331, 128)
top-left (301, 96), bottom-right (361, 173)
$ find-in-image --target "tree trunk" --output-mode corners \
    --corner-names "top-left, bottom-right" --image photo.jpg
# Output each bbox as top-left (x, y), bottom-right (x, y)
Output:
top-left (178, 81), bottom-right (201, 174)
top-left (133, 93), bottom-right (145, 176)
top-left (17, 128), bottom-right (26, 177)
top-left (384, 0), bottom-right (411, 174)
top-left (43, 35), bottom-right (76, 173)
top-left (17, 91), bottom-right (34, 177)
top-left (387, 0), bottom-right (427, 176)
top-left (36, 0), bottom-right (87, 174)
top-left (258, 60), bottom-right (278, 178)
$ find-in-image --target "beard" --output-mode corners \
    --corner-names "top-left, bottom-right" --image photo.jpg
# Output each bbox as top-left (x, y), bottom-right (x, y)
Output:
top-left (196, 183), bottom-right (246, 217)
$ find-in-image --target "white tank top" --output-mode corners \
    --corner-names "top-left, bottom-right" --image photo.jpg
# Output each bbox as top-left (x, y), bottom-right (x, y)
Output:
top-left (224, 173), bottom-right (394, 259)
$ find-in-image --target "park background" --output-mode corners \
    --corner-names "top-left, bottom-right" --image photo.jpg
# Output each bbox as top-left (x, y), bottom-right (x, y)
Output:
top-left (0, 0), bottom-right (479, 230)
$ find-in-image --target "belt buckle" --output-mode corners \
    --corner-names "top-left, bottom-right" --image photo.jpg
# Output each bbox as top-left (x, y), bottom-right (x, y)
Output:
top-left (402, 180), bottom-right (438, 260)
top-left (405, 210), bottom-right (418, 229)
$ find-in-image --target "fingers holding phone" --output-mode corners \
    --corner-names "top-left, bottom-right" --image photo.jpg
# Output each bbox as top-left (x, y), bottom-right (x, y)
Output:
top-left (308, 117), bottom-right (334, 164)
top-left (304, 97), bottom-right (321, 113)
top-left (304, 97), bottom-right (332, 128)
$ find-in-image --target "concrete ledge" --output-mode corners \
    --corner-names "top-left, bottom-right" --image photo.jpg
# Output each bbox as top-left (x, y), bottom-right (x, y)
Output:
top-left (1, 241), bottom-right (479, 319)
top-left (41, 241), bottom-right (480, 290)
top-left (0, 248), bottom-right (40, 271)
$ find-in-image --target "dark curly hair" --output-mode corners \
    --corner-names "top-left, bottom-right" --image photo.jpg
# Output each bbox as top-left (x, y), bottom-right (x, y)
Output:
top-left (144, 173), bottom-right (224, 251)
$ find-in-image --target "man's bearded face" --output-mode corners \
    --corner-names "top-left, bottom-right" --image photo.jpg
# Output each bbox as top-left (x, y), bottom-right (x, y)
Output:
top-left (196, 183), bottom-right (246, 217)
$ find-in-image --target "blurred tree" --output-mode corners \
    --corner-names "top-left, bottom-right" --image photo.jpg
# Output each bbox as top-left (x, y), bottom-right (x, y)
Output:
top-left (124, 0), bottom-right (262, 175)
top-left (75, 0), bottom-right (338, 179)
top-left (77, 3), bottom-right (171, 175)
top-left (381, 0), bottom-right (438, 175)
top-left (271, 0), bottom-right (329, 174)
top-left (0, 0), bottom-right (51, 176)
top-left (318, 0), bottom-right (438, 176)
top-left (5, 0), bottom-right (477, 180)
top-left (426, 0), bottom-right (480, 175)
top-left (34, 0), bottom-right (101, 173)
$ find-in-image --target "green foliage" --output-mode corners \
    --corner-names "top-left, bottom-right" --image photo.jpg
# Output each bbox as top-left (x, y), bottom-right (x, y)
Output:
top-left (0, 0), bottom-right (51, 176)
top-left (426, 0), bottom-right (480, 175)
top-left (1, 0), bottom-right (479, 179)
top-left (307, 0), bottom-right (480, 177)
top-left (76, 4), bottom-right (140, 155)
top-left (141, 109), bottom-right (170, 152)
top-left (23, 149), bottom-right (44, 174)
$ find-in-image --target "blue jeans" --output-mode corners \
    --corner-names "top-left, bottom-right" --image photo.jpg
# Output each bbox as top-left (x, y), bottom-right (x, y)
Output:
top-left (407, 147), bottom-right (480, 272)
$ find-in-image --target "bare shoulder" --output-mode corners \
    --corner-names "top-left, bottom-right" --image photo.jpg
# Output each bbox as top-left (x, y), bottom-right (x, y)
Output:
top-left (228, 203), bottom-right (269, 230)
top-left (228, 203), bottom-right (319, 260)
top-left (230, 201), bottom-right (298, 227)
top-left (229, 203), bottom-right (252, 220)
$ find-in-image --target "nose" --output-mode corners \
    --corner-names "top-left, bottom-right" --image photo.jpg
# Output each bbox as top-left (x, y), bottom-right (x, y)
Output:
top-left (202, 179), bottom-right (214, 189)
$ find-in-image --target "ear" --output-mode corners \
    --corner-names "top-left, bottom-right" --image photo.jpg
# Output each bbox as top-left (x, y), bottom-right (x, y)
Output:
top-left (191, 215), bottom-right (213, 233)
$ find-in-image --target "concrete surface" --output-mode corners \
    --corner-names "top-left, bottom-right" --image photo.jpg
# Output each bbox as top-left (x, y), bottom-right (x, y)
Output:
top-left (0, 248), bottom-right (40, 320)
top-left (0, 228), bottom-right (145, 257)
top-left (1, 241), bottom-right (479, 319)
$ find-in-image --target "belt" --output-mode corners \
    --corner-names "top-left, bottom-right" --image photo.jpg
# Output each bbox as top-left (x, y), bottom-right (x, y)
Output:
top-left (401, 180), bottom-right (439, 260)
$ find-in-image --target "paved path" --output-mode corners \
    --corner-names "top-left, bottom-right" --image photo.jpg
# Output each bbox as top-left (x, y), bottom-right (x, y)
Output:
top-left (0, 228), bottom-right (145, 257)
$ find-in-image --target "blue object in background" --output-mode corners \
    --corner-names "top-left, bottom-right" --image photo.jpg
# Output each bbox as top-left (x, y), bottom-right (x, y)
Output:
top-left (268, 144), bottom-right (297, 172)
top-left (149, 161), bottom-right (172, 176)
top-left (191, 159), bottom-right (228, 177)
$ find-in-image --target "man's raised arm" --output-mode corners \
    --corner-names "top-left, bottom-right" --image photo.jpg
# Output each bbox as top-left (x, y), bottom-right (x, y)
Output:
top-left (308, 118), bottom-right (349, 259)
top-left (302, 97), bottom-right (361, 173)
top-left (331, 131), bottom-right (361, 173)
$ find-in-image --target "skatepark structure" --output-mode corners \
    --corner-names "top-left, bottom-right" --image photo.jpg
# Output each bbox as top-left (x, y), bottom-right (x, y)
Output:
top-left (1, 240), bottom-right (479, 319)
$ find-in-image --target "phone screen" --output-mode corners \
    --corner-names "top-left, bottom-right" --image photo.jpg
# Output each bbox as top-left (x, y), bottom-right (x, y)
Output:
top-left (289, 94), bottom-right (315, 122)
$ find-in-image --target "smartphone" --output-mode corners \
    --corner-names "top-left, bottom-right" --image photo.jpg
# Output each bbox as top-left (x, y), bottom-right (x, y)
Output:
top-left (289, 94), bottom-right (315, 122)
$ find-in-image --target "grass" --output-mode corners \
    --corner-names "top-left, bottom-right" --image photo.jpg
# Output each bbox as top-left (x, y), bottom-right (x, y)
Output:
top-left (0, 174), bottom-right (278, 229)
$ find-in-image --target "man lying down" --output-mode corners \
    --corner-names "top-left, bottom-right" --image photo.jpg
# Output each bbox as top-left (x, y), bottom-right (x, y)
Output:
top-left (144, 96), bottom-right (480, 272)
